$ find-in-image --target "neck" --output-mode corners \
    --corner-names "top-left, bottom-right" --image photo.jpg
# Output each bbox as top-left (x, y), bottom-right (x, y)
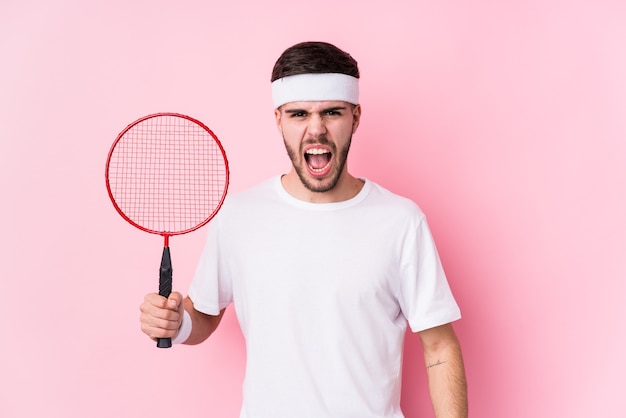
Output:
top-left (281, 170), bottom-right (364, 203)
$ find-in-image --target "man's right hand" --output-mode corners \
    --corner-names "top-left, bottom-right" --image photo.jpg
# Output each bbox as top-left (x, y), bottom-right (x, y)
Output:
top-left (139, 292), bottom-right (184, 341)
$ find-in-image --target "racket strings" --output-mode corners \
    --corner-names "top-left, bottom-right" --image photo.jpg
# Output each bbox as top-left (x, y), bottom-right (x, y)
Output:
top-left (107, 115), bottom-right (227, 234)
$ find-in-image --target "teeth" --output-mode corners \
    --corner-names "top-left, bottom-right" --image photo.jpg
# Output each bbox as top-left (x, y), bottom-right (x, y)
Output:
top-left (305, 148), bottom-right (330, 155)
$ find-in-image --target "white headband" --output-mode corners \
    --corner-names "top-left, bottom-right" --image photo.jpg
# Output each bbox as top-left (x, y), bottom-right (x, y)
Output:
top-left (271, 73), bottom-right (359, 108)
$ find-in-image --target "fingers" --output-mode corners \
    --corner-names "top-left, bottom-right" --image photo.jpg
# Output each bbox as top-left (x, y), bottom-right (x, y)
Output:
top-left (166, 292), bottom-right (184, 311)
top-left (139, 292), bottom-right (184, 340)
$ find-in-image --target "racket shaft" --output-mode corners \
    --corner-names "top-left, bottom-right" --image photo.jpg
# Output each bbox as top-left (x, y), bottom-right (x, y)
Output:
top-left (157, 247), bottom-right (173, 348)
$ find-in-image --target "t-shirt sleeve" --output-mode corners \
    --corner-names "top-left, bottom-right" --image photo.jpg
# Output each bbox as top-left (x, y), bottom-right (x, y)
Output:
top-left (398, 215), bottom-right (461, 332)
top-left (188, 214), bottom-right (233, 315)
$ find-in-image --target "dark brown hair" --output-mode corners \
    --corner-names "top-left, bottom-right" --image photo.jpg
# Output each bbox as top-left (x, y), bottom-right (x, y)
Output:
top-left (271, 41), bottom-right (360, 82)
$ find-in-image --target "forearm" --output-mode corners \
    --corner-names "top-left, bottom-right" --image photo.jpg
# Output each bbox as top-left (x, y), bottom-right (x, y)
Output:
top-left (419, 324), bottom-right (468, 418)
top-left (180, 296), bottom-right (225, 345)
top-left (424, 338), bottom-right (467, 418)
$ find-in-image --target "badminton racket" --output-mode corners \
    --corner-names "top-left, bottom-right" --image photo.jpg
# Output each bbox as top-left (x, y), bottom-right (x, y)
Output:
top-left (105, 112), bottom-right (229, 348)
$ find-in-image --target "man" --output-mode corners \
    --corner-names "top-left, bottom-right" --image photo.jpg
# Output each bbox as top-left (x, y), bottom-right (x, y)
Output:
top-left (140, 41), bottom-right (468, 418)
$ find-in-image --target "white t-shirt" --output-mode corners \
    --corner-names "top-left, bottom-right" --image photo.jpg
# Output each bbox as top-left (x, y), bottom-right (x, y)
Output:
top-left (189, 176), bottom-right (461, 418)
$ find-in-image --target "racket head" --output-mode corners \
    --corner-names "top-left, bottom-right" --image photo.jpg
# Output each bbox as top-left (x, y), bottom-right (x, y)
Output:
top-left (105, 113), bottom-right (229, 238)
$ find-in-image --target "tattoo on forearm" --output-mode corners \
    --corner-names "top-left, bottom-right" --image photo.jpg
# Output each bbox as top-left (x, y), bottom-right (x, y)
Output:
top-left (427, 359), bottom-right (447, 369)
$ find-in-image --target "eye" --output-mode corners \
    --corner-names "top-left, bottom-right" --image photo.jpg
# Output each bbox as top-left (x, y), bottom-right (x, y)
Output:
top-left (324, 109), bottom-right (343, 116)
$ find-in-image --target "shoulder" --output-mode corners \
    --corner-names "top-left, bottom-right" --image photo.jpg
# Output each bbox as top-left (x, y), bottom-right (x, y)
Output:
top-left (364, 180), bottom-right (426, 221)
top-left (226, 177), bottom-right (277, 203)
top-left (217, 176), bottom-right (280, 218)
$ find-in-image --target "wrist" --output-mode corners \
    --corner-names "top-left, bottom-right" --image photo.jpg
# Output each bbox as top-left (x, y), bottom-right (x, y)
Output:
top-left (172, 309), bottom-right (192, 344)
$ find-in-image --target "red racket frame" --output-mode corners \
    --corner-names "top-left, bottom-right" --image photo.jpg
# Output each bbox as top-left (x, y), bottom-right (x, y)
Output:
top-left (105, 112), bottom-right (229, 247)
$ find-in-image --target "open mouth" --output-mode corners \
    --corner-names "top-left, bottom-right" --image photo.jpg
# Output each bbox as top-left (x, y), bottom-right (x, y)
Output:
top-left (304, 147), bottom-right (332, 173)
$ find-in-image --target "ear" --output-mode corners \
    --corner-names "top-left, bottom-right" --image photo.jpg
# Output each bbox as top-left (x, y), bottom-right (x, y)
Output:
top-left (274, 108), bottom-right (283, 134)
top-left (351, 104), bottom-right (362, 134)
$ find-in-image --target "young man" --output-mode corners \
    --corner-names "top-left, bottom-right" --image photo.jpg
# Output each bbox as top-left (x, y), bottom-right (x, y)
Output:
top-left (140, 41), bottom-right (468, 418)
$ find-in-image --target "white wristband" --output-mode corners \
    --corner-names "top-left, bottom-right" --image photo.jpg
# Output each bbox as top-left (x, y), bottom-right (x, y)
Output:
top-left (172, 310), bottom-right (192, 344)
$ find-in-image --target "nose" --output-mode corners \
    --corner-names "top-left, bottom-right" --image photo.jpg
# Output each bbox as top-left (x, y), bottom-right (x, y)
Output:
top-left (307, 114), bottom-right (327, 138)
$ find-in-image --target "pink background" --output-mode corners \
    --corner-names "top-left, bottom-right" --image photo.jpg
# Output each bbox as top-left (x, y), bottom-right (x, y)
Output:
top-left (2, 0), bottom-right (625, 417)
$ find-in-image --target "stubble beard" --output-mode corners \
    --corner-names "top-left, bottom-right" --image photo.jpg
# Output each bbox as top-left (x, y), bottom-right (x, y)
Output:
top-left (284, 135), bottom-right (352, 194)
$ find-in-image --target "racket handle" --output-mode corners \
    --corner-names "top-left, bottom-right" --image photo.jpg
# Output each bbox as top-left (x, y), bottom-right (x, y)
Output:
top-left (157, 246), bottom-right (173, 349)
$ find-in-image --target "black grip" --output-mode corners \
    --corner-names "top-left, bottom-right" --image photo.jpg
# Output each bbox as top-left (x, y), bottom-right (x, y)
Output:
top-left (157, 247), bottom-right (173, 348)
